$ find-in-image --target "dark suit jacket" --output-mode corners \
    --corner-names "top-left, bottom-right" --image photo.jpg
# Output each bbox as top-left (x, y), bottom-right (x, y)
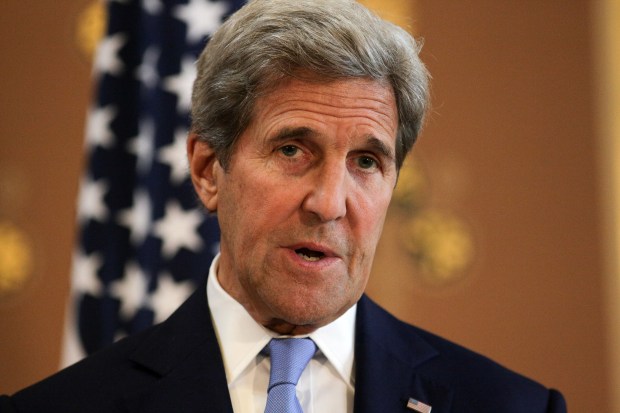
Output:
top-left (1, 280), bottom-right (566, 412)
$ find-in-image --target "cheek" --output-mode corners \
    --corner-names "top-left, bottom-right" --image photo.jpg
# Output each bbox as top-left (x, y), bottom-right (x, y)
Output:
top-left (353, 189), bottom-right (392, 232)
top-left (349, 199), bottom-right (390, 268)
top-left (221, 177), bottom-right (295, 246)
top-left (356, 198), bottom-right (392, 253)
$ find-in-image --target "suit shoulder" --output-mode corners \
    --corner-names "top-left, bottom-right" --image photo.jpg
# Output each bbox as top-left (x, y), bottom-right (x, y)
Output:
top-left (362, 295), bottom-right (542, 379)
top-left (414, 330), bottom-right (567, 413)
top-left (358, 295), bottom-right (566, 412)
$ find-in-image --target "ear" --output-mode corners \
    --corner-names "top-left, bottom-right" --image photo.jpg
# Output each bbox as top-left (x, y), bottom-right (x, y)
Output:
top-left (187, 133), bottom-right (221, 212)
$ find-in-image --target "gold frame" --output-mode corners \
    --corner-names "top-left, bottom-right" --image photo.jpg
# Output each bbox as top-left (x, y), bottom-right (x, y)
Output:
top-left (596, 0), bottom-right (620, 410)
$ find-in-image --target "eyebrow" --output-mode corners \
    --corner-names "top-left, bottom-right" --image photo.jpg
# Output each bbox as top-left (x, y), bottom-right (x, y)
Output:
top-left (365, 135), bottom-right (395, 163)
top-left (270, 126), bottom-right (314, 143)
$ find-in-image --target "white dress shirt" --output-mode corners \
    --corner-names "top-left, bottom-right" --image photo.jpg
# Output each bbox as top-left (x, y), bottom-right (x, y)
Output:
top-left (207, 254), bottom-right (356, 413)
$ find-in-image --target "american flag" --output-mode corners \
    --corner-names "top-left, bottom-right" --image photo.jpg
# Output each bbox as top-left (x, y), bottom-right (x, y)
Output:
top-left (62, 0), bottom-right (245, 365)
top-left (406, 397), bottom-right (432, 413)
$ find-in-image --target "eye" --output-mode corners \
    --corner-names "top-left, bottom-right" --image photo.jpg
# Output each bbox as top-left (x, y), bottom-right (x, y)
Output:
top-left (279, 145), bottom-right (299, 157)
top-left (356, 156), bottom-right (378, 170)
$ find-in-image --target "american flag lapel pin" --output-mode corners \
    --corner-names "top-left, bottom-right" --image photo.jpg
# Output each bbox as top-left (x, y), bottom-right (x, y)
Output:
top-left (406, 397), bottom-right (432, 413)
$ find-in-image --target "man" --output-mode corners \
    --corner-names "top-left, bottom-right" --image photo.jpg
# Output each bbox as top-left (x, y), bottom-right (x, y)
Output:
top-left (1, 0), bottom-right (566, 412)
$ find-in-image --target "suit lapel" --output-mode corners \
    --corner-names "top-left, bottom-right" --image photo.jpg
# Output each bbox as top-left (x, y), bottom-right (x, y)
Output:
top-left (121, 280), bottom-right (234, 413)
top-left (353, 295), bottom-right (454, 413)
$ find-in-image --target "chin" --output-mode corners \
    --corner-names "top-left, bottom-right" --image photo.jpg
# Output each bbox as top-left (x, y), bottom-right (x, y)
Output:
top-left (274, 299), bottom-right (349, 329)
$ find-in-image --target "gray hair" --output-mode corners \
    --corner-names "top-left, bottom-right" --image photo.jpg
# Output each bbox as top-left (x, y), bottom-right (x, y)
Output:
top-left (191, 0), bottom-right (430, 170)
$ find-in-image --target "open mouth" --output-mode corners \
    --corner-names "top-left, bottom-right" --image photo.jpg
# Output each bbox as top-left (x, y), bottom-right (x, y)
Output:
top-left (295, 248), bottom-right (325, 262)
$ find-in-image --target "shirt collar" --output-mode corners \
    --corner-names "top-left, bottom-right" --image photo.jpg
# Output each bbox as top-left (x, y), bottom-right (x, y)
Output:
top-left (207, 253), bottom-right (357, 390)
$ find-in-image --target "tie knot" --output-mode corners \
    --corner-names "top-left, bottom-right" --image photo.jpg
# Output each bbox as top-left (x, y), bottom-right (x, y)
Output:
top-left (266, 338), bottom-right (316, 388)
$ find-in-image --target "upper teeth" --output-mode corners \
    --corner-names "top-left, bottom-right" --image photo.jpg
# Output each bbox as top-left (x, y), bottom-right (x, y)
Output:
top-left (298, 251), bottom-right (321, 261)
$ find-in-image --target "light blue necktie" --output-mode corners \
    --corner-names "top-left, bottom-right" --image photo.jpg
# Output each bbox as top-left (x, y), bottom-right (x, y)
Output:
top-left (264, 338), bottom-right (317, 413)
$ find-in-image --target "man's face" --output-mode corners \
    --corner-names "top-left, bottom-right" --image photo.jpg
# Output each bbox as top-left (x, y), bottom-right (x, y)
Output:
top-left (189, 77), bottom-right (399, 334)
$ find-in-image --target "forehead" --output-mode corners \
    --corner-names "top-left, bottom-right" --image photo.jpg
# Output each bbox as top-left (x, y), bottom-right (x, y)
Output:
top-left (250, 76), bottom-right (399, 142)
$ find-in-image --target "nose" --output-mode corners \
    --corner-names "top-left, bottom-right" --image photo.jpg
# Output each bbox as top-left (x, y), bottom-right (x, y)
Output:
top-left (302, 161), bottom-right (348, 222)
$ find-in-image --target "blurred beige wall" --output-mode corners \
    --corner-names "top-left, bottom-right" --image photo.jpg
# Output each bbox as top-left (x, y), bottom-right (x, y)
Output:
top-left (0, 0), bottom-right (93, 394)
top-left (0, 1), bottom-right (615, 411)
